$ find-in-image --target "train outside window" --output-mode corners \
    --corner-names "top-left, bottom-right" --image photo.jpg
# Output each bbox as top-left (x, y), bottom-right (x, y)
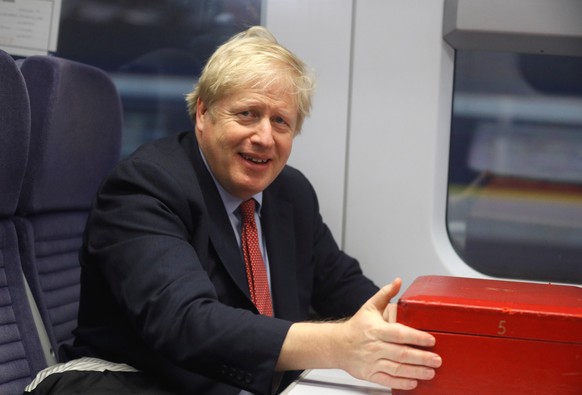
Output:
top-left (447, 50), bottom-right (582, 284)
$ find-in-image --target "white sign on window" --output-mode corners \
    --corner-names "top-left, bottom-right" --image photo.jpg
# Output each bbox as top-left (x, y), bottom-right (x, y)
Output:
top-left (0, 0), bottom-right (62, 57)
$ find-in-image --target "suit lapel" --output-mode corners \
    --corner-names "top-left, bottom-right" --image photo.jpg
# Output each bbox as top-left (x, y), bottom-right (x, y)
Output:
top-left (262, 189), bottom-right (301, 321)
top-left (190, 141), bottom-right (250, 300)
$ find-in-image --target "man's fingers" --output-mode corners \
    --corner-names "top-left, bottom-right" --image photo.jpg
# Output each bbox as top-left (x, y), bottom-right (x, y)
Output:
top-left (370, 372), bottom-right (419, 391)
top-left (368, 366), bottom-right (430, 390)
top-left (377, 322), bottom-right (436, 348)
top-left (375, 357), bottom-right (437, 381)
top-left (365, 348), bottom-right (441, 390)
top-left (381, 342), bottom-right (442, 368)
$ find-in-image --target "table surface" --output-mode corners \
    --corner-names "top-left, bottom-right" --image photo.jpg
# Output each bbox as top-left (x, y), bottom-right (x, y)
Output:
top-left (281, 369), bottom-right (392, 394)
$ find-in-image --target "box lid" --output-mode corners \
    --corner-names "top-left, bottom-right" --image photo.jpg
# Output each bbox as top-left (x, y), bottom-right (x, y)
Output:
top-left (397, 276), bottom-right (582, 343)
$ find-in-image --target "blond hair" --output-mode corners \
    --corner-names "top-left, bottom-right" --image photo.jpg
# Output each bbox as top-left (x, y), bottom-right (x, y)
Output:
top-left (185, 26), bottom-right (315, 134)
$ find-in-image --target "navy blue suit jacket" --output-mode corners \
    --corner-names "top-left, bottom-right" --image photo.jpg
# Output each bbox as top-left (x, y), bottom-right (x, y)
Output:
top-left (69, 131), bottom-right (378, 394)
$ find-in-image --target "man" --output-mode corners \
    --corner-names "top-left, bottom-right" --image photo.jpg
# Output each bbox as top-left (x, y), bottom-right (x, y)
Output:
top-left (63, 26), bottom-right (441, 394)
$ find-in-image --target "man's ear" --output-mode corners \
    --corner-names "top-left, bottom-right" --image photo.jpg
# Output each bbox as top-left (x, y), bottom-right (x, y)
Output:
top-left (196, 98), bottom-right (208, 130)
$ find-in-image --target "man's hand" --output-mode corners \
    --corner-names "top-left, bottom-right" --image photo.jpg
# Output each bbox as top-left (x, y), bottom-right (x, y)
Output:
top-left (337, 278), bottom-right (441, 390)
top-left (276, 278), bottom-right (441, 390)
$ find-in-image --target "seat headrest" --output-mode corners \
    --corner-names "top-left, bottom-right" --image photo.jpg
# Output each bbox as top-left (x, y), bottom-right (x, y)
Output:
top-left (0, 50), bottom-right (30, 216)
top-left (18, 56), bottom-right (123, 214)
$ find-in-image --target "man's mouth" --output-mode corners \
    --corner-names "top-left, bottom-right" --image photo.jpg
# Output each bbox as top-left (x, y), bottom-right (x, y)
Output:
top-left (241, 153), bottom-right (269, 164)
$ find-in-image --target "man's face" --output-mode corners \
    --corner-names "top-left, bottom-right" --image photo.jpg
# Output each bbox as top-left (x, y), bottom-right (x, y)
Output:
top-left (195, 88), bottom-right (298, 200)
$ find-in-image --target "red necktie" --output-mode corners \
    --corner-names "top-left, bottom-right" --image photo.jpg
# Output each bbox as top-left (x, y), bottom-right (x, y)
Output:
top-left (239, 199), bottom-right (273, 316)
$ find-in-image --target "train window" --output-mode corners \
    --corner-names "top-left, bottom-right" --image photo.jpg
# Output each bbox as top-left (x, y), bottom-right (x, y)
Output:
top-left (56, 0), bottom-right (261, 156)
top-left (447, 50), bottom-right (582, 284)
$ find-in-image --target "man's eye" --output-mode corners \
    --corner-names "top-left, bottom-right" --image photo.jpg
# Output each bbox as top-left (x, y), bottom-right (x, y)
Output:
top-left (273, 116), bottom-right (287, 125)
top-left (239, 110), bottom-right (253, 118)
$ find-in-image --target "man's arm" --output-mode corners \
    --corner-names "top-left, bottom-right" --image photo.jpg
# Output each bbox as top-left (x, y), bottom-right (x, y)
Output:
top-left (275, 278), bottom-right (442, 391)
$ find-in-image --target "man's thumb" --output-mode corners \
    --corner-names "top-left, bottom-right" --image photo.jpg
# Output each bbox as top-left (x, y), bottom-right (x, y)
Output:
top-left (368, 277), bottom-right (402, 312)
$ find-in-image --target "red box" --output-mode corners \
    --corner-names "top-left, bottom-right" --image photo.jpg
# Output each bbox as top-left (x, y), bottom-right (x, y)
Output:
top-left (394, 276), bottom-right (582, 395)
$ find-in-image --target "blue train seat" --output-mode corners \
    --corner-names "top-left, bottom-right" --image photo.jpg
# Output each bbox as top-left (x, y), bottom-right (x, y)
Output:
top-left (15, 55), bottom-right (123, 359)
top-left (0, 49), bottom-right (50, 395)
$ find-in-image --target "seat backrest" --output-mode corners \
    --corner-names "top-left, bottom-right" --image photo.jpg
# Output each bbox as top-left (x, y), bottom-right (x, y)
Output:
top-left (15, 56), bottom-right (123, 358)
top-left (0, 49), bottom-right (48, 394)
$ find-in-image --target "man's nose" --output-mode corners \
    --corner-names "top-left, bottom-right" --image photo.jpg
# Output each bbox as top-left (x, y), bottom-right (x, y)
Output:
top-left (251, 117), bottom-right (275, 147)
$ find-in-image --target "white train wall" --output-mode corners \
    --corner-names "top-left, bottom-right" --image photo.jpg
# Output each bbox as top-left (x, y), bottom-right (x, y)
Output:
top-left (266, 0), bottom-right (476, 290)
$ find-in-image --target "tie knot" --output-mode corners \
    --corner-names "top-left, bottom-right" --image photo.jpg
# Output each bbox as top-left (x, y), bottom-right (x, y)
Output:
top-left (239, 199), bottom-right (256, 222)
